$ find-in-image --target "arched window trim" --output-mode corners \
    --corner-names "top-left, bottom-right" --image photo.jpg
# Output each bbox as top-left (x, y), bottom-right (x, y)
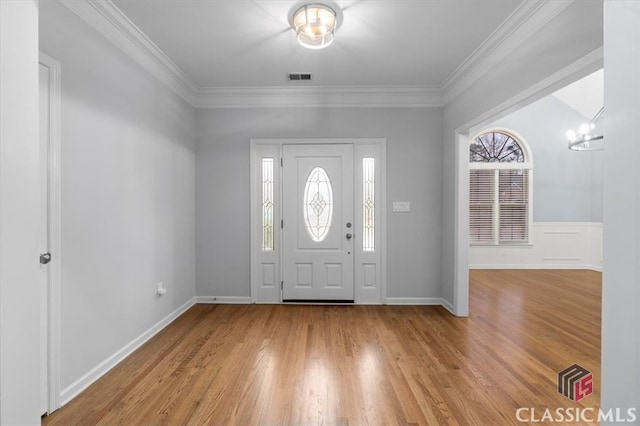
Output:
top-left (469, 127), bottom-right (534, 170)
top-left (469, 127), bottom-right (533, 246)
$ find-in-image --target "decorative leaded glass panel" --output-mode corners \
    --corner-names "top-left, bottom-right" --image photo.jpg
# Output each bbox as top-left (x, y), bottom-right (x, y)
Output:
top-left (363, 158), bottom-right (375, 252)
top-left (470, 131), bottom-right (525, 163)
top-left (261, 158), bottom-right (274, 251)
top-left (303, 167), bottom-right (333, 242)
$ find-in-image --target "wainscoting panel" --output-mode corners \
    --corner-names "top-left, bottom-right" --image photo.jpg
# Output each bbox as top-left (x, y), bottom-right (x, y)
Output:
top-left (469, 222), bottom-right (602, 271)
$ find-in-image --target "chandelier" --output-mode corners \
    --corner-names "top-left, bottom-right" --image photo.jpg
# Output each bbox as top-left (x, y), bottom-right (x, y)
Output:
top-left (566, 107), bottom-right (604, 151)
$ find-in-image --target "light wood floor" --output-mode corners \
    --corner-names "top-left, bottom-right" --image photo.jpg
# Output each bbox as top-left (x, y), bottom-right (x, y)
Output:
top-left (43, 269), bottom-right (601, 425)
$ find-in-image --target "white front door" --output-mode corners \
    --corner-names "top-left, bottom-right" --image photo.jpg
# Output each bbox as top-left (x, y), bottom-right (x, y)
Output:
top-left (282, 144), bottom-right (354, 301)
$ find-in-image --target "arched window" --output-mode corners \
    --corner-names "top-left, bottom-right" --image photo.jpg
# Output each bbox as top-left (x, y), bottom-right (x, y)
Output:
top-left (469, 129), bottom-right (533, 245)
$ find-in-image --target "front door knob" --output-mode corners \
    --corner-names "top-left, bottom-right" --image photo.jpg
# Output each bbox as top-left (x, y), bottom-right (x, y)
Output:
top-left (346, 233), bottom-right (353, 240)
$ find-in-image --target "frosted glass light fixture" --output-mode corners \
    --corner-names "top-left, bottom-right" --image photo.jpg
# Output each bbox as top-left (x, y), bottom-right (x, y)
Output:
top-left (566, 107), bottom-right (604, 151)
top-left (291, 3), bottom-right (340, 49)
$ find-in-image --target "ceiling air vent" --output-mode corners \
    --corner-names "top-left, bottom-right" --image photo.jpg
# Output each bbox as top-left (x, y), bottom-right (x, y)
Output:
top-left (288, 73), bottom-right (313, 82)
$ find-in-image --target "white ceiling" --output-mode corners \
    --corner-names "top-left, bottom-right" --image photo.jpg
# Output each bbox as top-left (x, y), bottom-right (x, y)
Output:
top-left (552, 69), bottom-right (603, 119)
top-left (110, 0), bottom-right (523, 89)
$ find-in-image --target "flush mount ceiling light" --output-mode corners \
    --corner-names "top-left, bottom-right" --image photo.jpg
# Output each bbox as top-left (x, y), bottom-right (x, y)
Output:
top-left (566, 107), bottom-right (604, 151)
top-left (289, 3), bottom-right (342, 49)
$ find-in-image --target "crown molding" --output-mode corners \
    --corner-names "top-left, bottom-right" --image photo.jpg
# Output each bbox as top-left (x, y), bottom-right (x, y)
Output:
top-left (60, 0), bottom-right (198, 105)
top-left (60, 0), bottom-right (441, 108)
top-left (464, 47), bottom-right (603, 136)
top-left (194, 86), bottom-right (444, 108)
top-left (442, 0), bottom-right (575, 104)
top-left (60, 0), bottom-right (576, 109)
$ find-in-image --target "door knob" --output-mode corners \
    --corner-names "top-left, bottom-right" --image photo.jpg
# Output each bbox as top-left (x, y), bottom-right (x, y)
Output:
top-left (40, 252), bottom-right (52, 265)
top-left (346, 233), bottom-right (353, 240)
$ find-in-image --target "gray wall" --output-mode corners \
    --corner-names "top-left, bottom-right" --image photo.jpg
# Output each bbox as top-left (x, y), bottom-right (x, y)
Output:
top-left (0, 2), bottom-right (41, 423)
top-left (489, 95), bottom-right (603, 222)
top-left (601, 1), bottom-right (640, 419)
top-left (40, 2), bottom-right (196, 391)
top-left (195, 107), bottom-right (443, 300)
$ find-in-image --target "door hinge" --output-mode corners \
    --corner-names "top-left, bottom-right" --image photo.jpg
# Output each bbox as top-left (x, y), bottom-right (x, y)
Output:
top-left (281, 219), bottom-right (283, 229)
top-left (281, 158), bottom-right (283, 167)
top-left (281, 281), bottom-right (283, 290)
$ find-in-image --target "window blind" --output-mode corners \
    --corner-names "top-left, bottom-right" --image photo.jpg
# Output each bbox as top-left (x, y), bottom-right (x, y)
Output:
top-left (499, 169), bottom-right (529, 243)
top-left (469, 169), bottom-right (495, 243)
top-left (469, 169), bottom-right (530, 244)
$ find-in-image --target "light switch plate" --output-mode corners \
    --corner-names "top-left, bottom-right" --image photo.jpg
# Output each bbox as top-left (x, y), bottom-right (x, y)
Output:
top-left (393, 201), bottom-right (411, 212)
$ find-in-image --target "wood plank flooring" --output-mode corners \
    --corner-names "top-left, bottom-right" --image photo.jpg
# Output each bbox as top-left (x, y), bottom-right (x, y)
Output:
top-left (43, 269), bottom-right (601, 425)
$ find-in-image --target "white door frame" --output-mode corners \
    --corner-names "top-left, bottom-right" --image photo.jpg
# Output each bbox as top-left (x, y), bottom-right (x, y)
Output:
top-left (39, 52), bottom-right (62, 413)
top-left (250, 138), bottom-right (386, 304)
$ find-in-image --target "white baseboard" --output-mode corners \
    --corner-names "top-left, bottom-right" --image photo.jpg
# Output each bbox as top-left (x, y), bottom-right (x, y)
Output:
top-left (195, 296), bottom-right (252, 304)
top-left (60, 297), bottom-right (196, 406)
top-left (441, 299), bottom-right (455, 314)
top-left (385, 297), bottom-right (444, 305)
top-left (469, 264), bottom-right (602, 271)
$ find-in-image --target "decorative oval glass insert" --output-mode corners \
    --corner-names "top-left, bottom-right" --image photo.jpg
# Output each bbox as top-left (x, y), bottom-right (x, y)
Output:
top-left (303, 167), bottom-right (334, 242)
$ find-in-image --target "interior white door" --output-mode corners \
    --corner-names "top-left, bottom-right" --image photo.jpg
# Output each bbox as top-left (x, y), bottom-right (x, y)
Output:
top-left (282, 144), bottom-right (354, 301)
top-left (38, 63), bottom-right (50, 415)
